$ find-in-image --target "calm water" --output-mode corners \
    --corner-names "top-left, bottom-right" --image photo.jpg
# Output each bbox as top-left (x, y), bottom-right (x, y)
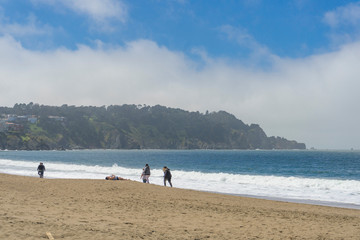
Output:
top-left (1, 150), bottom-right (359, 208)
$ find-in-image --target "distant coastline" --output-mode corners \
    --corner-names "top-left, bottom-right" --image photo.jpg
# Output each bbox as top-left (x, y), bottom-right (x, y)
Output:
top-left (0, 103), bottom-right (306, 150)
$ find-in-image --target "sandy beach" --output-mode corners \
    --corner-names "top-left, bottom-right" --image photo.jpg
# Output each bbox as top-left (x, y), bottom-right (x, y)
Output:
top-left (0, 173), bottom-right (359, 239)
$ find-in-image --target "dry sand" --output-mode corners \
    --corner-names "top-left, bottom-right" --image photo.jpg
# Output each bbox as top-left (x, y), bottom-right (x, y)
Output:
top-left (0, 173), bottom-right (359, 240)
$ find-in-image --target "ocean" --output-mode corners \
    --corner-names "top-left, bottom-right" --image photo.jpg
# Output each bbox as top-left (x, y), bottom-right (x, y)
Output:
top-left (1, 149), bottom-right (359, 209)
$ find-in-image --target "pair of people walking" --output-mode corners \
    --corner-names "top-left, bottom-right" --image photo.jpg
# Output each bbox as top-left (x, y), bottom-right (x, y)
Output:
top-left (140, 164), bottom-right (172, 187)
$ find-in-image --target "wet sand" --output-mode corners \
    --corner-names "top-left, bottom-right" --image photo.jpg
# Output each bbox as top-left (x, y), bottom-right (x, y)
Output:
top-left (0, 173), bottom-right (359, 239)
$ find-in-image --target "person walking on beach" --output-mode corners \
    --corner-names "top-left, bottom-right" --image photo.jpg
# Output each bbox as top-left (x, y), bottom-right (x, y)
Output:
top-left (37, 162), bottom-right (46, 178)
top-left (140, 164), bottom-right (151, 183)
top-left (163, 166), bottom-right (172, 187)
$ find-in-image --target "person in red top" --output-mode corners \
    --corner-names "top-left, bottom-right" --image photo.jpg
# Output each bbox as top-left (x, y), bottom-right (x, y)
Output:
top-left (105, 175), bottom-right (125, 180)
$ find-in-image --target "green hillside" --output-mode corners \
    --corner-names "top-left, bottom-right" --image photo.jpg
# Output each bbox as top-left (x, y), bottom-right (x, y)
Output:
top-left (0, 103), bottom-right (306, 150)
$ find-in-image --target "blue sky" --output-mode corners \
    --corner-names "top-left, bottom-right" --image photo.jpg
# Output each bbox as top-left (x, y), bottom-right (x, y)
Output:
top-left (0, 0), bottom-right (354, 57)
top-left (2, 1), bottom-right (356, 57)
top-left (1, 0), bottom-right (360, 149)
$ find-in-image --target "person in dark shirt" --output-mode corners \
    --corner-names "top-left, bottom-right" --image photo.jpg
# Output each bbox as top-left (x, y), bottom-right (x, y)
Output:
top-left (163, 166), bottom-right (172, 187)
top-left (37, 162), bottom-right (46, 178)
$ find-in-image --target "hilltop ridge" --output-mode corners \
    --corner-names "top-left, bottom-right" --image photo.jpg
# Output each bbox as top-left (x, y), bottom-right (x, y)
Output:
top-left (0, 103), bottom-right (306, 150)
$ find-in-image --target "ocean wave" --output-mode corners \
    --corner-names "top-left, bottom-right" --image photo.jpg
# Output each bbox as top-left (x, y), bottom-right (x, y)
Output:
top-left (1, 158), bottom-right (359, 206)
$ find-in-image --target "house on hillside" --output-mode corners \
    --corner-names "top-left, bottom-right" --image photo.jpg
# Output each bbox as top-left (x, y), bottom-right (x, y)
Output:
top-left (15, 116), bottom-right (28, 123)
top-left (6, 114), bottom-right (17, 122)
top-left (48, 116), bottom-right (65, 121)
top-left (27, 116), bottom-right (38, 124)
top-left (6, 122), bottom-right (23, 132)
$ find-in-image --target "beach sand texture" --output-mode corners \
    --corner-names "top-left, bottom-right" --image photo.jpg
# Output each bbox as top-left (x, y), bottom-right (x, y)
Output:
top-left (0, 173), bottom-right (359, 240)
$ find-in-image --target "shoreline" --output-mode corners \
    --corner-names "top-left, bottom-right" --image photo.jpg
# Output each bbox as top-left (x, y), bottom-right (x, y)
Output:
top-left (1, 173), bottom-right (359, 239)
top-left (229, 193), bottom-right (360, 210)
top-left (4, 172), bottom-right (360, 210)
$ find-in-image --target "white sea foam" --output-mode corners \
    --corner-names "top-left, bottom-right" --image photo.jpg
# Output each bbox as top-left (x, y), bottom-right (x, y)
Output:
top-left (1, 158), bottom-right (359, 207)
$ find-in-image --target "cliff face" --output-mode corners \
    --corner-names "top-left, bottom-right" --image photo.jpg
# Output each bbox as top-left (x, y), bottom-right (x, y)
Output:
top-left (0, 103), bottom-right (306, 150)
top-left (202, 111), bottom-right (305, 150)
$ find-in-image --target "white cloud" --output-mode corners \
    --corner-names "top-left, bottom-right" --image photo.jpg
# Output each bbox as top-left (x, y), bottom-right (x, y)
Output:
top-left (31, 0), bottom-right (127, 28)
top-left (323, 2), bottom-right (360, 28)
top-left (0, 13), bottom-right (53, 37)
top-left (219, 25), bottom-right (279, 66)
top-left (0, 36), bottom-right (359, 149)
